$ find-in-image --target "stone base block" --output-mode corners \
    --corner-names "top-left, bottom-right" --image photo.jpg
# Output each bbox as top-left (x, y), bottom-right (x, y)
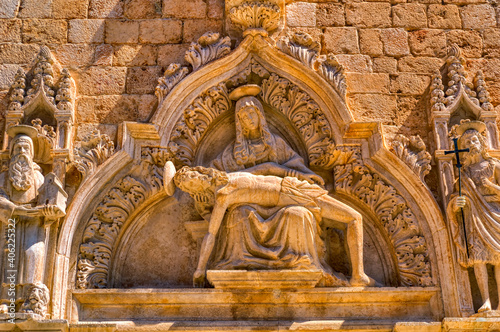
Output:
top-left (72, 287), bottom-right (440, 322)
top-left (443, 317), bottom-right (500, 331)
top-left (206, 270), bottom-right (323, 289)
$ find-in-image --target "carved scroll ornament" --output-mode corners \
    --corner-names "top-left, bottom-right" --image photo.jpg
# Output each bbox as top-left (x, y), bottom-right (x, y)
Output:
top-left (76, 147), bottom-right (169, 289)
top-left (332, 146), bottom-right (433, 287)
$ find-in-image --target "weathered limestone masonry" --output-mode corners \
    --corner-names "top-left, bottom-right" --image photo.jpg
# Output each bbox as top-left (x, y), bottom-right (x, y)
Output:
top-left (0, 0), bottom-right (499, 331)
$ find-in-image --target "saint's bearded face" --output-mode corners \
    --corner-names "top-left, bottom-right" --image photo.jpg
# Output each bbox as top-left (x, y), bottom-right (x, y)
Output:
top-left (9, 140), bottom-right (35, 192)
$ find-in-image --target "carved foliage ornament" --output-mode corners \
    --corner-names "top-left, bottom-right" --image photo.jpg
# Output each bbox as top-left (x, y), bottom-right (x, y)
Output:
top-left (167, 63), bottom-right (337, 170)
top-left (73, 130), bottom-right (115, 180)
top-left (333, 146), bottom-right (433, 287)
top-left (229, 1), bottom-right (280, 34)
top-left (155, 33), bottom-right (231, 104)
top-left (390, 135), bottom-right (431, 184)
top-left (277, 32), bottom-right (346, 98)
top-left (76, 147), bottom-right (169, 289)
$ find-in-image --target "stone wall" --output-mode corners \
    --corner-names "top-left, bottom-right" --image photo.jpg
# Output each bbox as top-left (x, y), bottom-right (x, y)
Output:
top-left (0, 0), bottom-right (498, 149)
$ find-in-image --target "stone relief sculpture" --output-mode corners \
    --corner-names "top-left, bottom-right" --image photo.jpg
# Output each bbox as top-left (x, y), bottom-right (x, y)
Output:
top-left (0, 125), bottom-right (67, 317)
top-left (447, 120), bottom-right (500, 313)
top-left (166, 85), bottom-right (375, 288)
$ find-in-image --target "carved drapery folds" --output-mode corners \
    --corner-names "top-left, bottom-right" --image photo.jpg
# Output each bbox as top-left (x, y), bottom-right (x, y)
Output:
top-left (73, 130), bottom-right (115, 180)
top-left (155, 33), bottom-right (231, 105)
top-left (76, 147), bottom-right (168, 289)
top-left (390, 135), bottom-right (431, 184)
top-left (277, 33), bottom-right (346, 98)
top-left (333, 146), bottom-right (433, 287)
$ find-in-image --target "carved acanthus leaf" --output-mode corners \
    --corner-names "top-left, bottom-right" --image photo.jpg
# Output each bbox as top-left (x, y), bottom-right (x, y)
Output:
top-left (333, 148), bottom-right (433, 287)
top-left (390, 135), bottom-right (431, 183)
top-left (74, 130), bottom-right (115, 180)
top-left (276, 32), bottom-right (346, 98)
top-left (229, 1), bottom-right (280, 34)
top-left (169, 83), bottom-right (231, 165)
top-left (30, 118), bottom-right (56, 164)
top-left (155, 63), bottom-right (189, 103)
top-left (261, 73), bottom-right (336, 168)
top-left (185, 32), bottom-right (231, 71)
top-left (76, 147), bottom-right (168, 289)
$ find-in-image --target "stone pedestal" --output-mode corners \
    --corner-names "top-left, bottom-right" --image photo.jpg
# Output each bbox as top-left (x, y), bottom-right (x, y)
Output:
top-left (206, 270), bottom-right (323, 289)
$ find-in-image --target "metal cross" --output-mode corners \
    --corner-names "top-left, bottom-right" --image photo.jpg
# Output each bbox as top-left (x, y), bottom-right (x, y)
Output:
top-left (445, 137), bottom-right (470, 258)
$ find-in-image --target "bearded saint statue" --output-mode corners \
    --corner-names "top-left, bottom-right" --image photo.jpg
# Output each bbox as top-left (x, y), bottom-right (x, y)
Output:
top-left (0, 125), bottom-right (64, 317)
top-left (447, 120), bottom-right (500, 313)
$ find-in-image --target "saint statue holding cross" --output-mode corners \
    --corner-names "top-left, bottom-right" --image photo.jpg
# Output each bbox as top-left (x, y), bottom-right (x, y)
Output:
top-left (446, 120), bottom-right (500, 312)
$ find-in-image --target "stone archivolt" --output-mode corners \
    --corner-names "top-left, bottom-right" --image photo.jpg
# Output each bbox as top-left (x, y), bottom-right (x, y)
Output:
top-left (332, 146), bottom-right (432, 287)
top-left (76, 147), bottom-right (168, 289)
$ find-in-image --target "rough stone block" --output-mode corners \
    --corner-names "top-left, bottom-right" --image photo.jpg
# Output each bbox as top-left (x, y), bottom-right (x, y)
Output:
top-left (79, 67), bottom-right (127, 95)
top-left (346, 73), bottom-right (389, 93)
top-left (183, 19), bottom-right (222, 43)
top-left (0, 44), bottom-right (39, 64)
top-left (0, 19), bottom-right (22, 42)
top-left (324, 27), bottom-right (359, 54)
top-left (380, 28), bottom-right (409, 57)
top-left (105, 20), bottom-right (139, 44)
top-left (52, 0), bottom-right (88, 18)
top-left (139, 19), bottom-right (182, 44)
top-left (54, 44), bottom-right (96, 67)
top-left (373, 57), bottom-right (397, 74)
top-left (390, 73), bottom-right (431, 95)
top-left (347, 93), bottom-right (398, 124)
top-left (208, 0), bottom-right (223, 18)
top-left (287, 2), bottom-right (316, 27)
top-left (408, 30), bottom-right (446, 57)
top-left (335, 55), bottom-right (372, 73)
top-left (359, 29), bottom-right (382, 56)
top-left (69, 20), bottom-right (105, 44)
top-left (22, 19), bottom-right (67, 44)
top-left (346, 2), bottom-right (391, 28)
top-left (466, 58), bottom-right (500, 80)
top-left (126, 66), bottom-right (162, 94)
top-left (395, 96), bottom-right (428, 135)
top-left (138, 94), bottom-right (157, 121)
top-left (158, 44), bottom-right (189, 66)
top-left (0, 64), bottom-right (21, 90)
top-left (427, 5), bottom-right (461, 29)
top-left (163, 0), bottom-right (206, 19)
top-left (95, 44), bottom-right (114, 66)
top-left (89, 0), bottom-right (124, 18)
top-left (76, 96), bottom-right (98, 123)
top-left (316, 3), bottom-right (344, 27)
top-left (460, 4), bottom-right (496, 29)
top-left (18, 0), bottom-right (51, 18)
top-left (392, 4), bottom-right (427, 29)
top-left (0, 0), bottom-right (20, 18)
top-left (483, 29), bottom-right (500, 58)
top-left (114, 45), bottom-right (157, 66)
top-left (124, 0), bottom-right (161, 19)
top-left (96, 95), bottom-right (140, 123)
top-left (446, 30), bottom-right (482, 58)
top-left (398, 56), bottom-right (443, 74)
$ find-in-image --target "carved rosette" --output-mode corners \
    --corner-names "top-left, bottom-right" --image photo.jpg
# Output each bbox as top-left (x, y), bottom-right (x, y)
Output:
top-left (73, 130), bottom-right (115, 180)
top-left (390, 135), bottom-right (431, 184)
top-left (229, 1), bottom-right (281, 35)
top-left (277, 32), bottom-right (346, 98)
top-left (333, 146), bottom-right (433, 287)
top-left (76, 147), bottom-right (169, 289)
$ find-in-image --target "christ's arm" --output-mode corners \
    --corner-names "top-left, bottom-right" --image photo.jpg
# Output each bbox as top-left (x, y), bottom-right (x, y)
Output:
top-left (193, 198), bottom-right (228, 287)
